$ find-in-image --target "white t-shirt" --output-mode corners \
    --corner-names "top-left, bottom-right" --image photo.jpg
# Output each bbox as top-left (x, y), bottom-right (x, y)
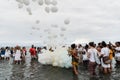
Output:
top-left (115, 47), bottom-right (120, 51)
top-left (83, 54), bottom-right (89, 60)
top-left (101, 47), bottom-right (111, 68)
top-left (15, 50), bottom-right (21, 60)
top-left (88, 48), bottom-right (98, 62)
top-left (78, 47), bottom-right (83, 52)
top-left (115, 47), bottom-right (120, 53)
top-left (115, 47), bottom-right (120, 57)
top-left (101, 47), bottom-right (110, 57)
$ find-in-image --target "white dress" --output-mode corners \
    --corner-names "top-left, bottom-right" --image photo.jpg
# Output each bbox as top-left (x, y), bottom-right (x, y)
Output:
top-left (14, 50), bottom-right (21, 61)
top-left (5, 50), bottom-right (11, 57)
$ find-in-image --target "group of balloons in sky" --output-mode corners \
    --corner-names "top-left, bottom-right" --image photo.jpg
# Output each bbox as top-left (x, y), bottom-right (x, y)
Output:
top-left (15, 0), bottom-right (70, 25)
top-left (15, 0), bottom-right (70, 45)
top-left (14, 1), bottom-right (72, 68)
top-left (16, 0), bottom-right (58, 14)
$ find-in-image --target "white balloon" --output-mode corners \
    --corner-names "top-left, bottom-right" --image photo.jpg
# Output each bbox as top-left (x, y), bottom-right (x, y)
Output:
top-left (40, 36), bottom-right (42, 38)
top-left (26, 7), bottom-right (32, 15)
top-left (23, 0), bottom-right (30, 6)
top-left (32, 0), bottom-right (37, 2)
top-left (30, 33), bottom-right (32, 35)
top-left (32, 27), bottom-right (36, 30)
top-left (45, 7), bottom-right (50, 13)
top-left (36, 20), bottom-right (40, 24)
top-left (61, 27), bottom-right (66, 31)
top-left (18, 3), bottom-right (23, 9)
top-left (43, 41), bottom-right (46, 44)
top-left (26, 7), bottom-right (31, 12)
top-left (64, 37), bottom-right (67, 40)
top-left (48, 36), bottom-right (51, 39)
top-left (53, 35), bottom-right (57, 38)
top-left (47, 32), bottom-right (51, 34)
top-left (51, 6), bottom-right (58, 13)
top-left (44, 29), bottom-right (49, 32)
top-left (64, 19), bottom-right (70, 25)
top-left (29, 12), bottom-right (32, 15)
top-left (51, 24), bottom-right (58, 28)
top-left (44, 0), bottom-right (51, 5)
top-left (16, 0), bottom-right (23, 4)
top-left (37, 27), bottom-right (40, 30)
top-left (51, 0), bottom-right (57, 6)
top-left (60, 34), bottom-right (64, 37)
top-left (38, 0), bottom-right (44, 6)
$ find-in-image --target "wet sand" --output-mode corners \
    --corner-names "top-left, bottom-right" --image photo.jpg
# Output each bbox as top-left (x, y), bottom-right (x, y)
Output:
top-left (0, 54), bottom-right (120, 80)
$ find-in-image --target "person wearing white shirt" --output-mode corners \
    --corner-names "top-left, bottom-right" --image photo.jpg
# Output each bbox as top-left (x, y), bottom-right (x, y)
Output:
top-left (115, 42), bottom-right (120, 63)
top-left (87, 42), bottom-right (99, 76)
top-left (101, 41), bottom-right (111, 74)
top-left (77, 44), bottom-right (83, 64)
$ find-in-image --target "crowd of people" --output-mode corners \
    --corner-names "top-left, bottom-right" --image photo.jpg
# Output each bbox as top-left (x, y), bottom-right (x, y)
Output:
top-left (0, 45), bottom-right (44, 64)
top-left (0, 46), bottom-right (27, 64)
top-left (0, 41), bottom-right (120, 77)
top-left (68, 41), bottom-right (120, 76)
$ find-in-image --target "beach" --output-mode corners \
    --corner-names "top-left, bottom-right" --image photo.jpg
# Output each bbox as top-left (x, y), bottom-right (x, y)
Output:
top-left (0, 52), bottom-right (120, 80)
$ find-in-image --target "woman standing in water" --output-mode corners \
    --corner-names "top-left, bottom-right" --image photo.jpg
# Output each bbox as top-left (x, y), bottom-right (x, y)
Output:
top-left (101, 41), bottom-right (111, 74)
top-left (14, 46), bottom-right (22, 64)
top-left (5, 47), bottom-right (11, 60)
top-left (108, 44), bottom-right (116, 71)
top-left (70, 44), bottom-right (79, 75)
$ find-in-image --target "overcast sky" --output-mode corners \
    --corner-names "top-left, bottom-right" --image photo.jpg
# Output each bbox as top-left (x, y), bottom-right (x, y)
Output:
top-left (0, 0), bottom-right (120, 46)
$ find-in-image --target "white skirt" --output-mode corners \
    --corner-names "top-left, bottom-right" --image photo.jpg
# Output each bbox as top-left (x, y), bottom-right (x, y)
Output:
top-left (14, 54), bottom-right (21, 60)
top-left (1, 55), bottom-right (5, 57)
top-left (5, 52), bottom-right (10, 57)
top-left (101, 58), bottom-right (110, 68)
top-left (111, 58), bottom-right (116, 70)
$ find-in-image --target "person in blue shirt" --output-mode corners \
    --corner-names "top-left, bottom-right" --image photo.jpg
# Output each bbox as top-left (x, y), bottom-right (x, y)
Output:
top-left (1, 47), bottom-right (5, 60)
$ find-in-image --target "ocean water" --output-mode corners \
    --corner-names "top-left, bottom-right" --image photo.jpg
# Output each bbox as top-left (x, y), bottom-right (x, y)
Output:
top-left (0, 53), bottom-right (120, 80)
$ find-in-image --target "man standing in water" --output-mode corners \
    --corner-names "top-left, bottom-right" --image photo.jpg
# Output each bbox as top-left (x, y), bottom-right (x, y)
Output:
top-left (87, 42), bottom-right (100, 76)
top-left (29, 45), bottom-right (37, 60)
top-left (70, 44), bottom-right (79, 75)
